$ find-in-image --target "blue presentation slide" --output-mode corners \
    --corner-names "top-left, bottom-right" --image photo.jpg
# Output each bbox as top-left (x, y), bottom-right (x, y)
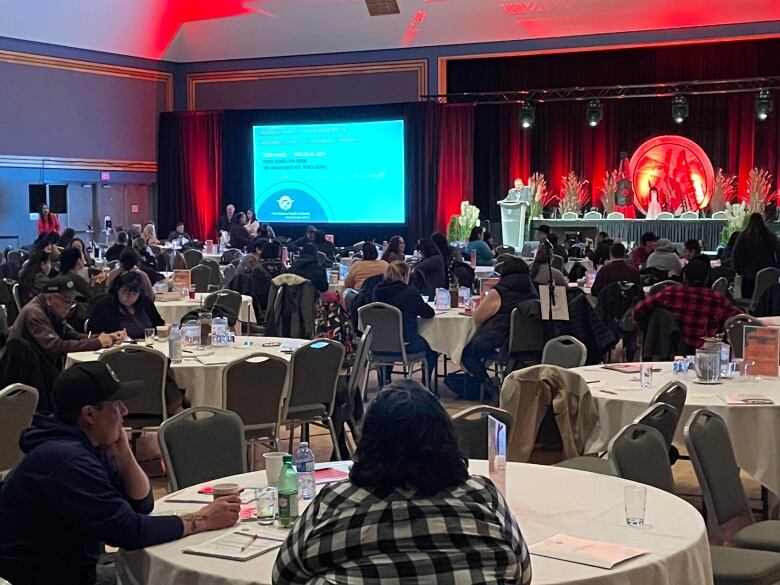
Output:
top-left (253, 119), bottom-right (405, 224)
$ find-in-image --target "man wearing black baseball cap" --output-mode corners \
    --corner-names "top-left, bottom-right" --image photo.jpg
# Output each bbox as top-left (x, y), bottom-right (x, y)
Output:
top-left (534, 224), bottom-right (551, 244)
top-left (8, 275), bottom-right (124, 370)
top-left (0, 362), bottom-right (240, 585)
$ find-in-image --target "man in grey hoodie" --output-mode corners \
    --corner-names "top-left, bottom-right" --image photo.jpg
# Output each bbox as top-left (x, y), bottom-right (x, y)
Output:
top-left (645, 238), bottom-right (682, 276)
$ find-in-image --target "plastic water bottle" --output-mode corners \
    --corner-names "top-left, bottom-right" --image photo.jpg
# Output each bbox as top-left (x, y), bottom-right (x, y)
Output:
top-left (295, 442), bottom-right (316, 500)
top-left (277, 455), bottom-right (299, 528)
top-left (168, 324), bottom-right (183, 364)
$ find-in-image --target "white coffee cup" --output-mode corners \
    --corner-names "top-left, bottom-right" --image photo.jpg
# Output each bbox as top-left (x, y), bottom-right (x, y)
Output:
top-left (211, 482), bottom-right (241, 500)
top-left (264, 452), bottom-right (289, 487)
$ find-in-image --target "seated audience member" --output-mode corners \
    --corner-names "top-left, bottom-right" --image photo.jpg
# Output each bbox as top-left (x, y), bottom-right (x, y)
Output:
top-left (431, 231), bottom-right (457, 265)
top-left (291, 225), bottom-right (318, 252)
top-left (107, 248), bottom-right (156, 301)
top-left (719, 231), bottom-right (739, 269)
top-left (461, 257), bottom-right (538, 395)
top-left (141, 222), bottom-right (160, 246)
top-left (732, 212), bottom-right (780, 298)
top-left (167, 222), bottom-right (192, 244)
top-left (245, 209), bottom-right (260, 237)
top-left (32, 231), bottom-right (61, 262)
top-left (380, 235), bottom-right (405, 263)
top-left (132, 237), bottom-right (159, 274)
top-left (590, 243), bottom-right (641, 297)
top-left (9, 276), bottom-right (122, 369)
top-left (105, 231), bottom-right (129, 262)
top-left (632, 259), bottom-right (740, 349)
top-left (18, 251), bottom-right (52, 305)
top-left (682, 239), bottom-right (702, 261)
top-left (0, 362), bottom-right (240, 585)
top-left (228, 212), bottom-right (253, 250)
top-left (290, 243), bottom-right (328, 293)
top-left (216, 203), bottom-right (235, 235)
top-left (258, 240), bottom-right (287, 279)
top-left (272, 379), bottom-right (532, 585)
top-left (258, 223), bottom-right (276, 240)
top-left (59, 248), bottom-right (95, 330)
top-left (237, 237), bottom-right (267, 273)
top-left (483, 231), bottom-right (496, 251)
top-left (413, 238), bottom-right (447, 293)
top-left (465, 226), bottom-right (493, 266)
top-left (372, 262), bottom-right (438, 381)
top-left (90, 271), bottom-right (164, 340)
top-left (58, 227), bottom-right (76, 248)
top-left (530, 245), bottom-right (567, 286)
top-left (629, 231), bottom-right (659, 269)
top-left (314, 230), bottom-right (336, 261)
top-left (36, 202), bottom-right (61, 235)
top-left (345, 242), bottom-right (388, 291)
top-left (68, 237), bottom-right (97, 267)
top-left (548, 232), bottom-right (568, 263)
top-left (588, 232), bottom-right (613, 267)
top-left (645, 238), bottom-right (682, 276)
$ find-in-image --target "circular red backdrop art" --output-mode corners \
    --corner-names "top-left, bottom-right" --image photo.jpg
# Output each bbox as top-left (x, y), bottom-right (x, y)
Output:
top-left (629, 135), bottom-right (715, 215)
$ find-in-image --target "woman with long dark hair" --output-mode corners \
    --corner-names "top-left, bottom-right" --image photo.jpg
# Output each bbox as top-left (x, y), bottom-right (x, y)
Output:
top-left (412, 237), bottom-right (447, 296)
top-left (733, 213), bottom-right (780, 298)
top-left (273, 380), bottom-right (532, 585)
top-left (465, 226), bottom-right (493, 266)
top-left (36, 203), bottom-right (61, 235)
top-left (380, 235), bottom-right (405, 263)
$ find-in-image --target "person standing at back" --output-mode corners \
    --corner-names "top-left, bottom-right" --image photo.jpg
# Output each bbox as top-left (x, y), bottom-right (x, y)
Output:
top-left (732, 212), bottom-right (780, 298)
top-left (36, 203), bottom-right (61, 235)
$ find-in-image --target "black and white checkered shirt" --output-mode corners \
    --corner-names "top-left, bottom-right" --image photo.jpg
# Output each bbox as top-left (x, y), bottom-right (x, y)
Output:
top-left (272, 475), bottom-right (532, 585)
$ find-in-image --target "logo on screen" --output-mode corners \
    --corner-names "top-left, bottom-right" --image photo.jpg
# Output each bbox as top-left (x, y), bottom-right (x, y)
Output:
top-left (277, 195), bottom-right (294, 211)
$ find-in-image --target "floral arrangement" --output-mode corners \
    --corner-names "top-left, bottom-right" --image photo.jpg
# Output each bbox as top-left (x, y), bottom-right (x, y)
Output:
top-left (557, 172), bottom-right (590, 216)
top-left (599, 170), bottom-right (619, 214)
top-left (708, 169), bottom-right (737, 213)
top-left (720, 201), bottom-right (747, 246)
top-left (447, 200), bottom-right (481, 243)
top-left (527, 172), bottom-right (554, 220)
top-left (744, 168), bottom-right (774, 215)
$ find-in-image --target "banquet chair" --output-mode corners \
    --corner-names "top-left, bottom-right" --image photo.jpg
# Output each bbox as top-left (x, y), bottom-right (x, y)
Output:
top-left (282, 339), bottom-right (345, 460)
top-left (342, 288), bottom-right (359, 313)
top-left (11, 282), bottom-right (22, 313)
top-left (485, 301), bottom-right (546, 392)
top-left (99, 346), bottom-right (168, 431)
top-left (199, 258), bottom-right (223, 290)
top-left (451, 406), bottom-right (513, 460)
top-left (332, 326), bottom-right (373, 456)
top-left (222, 353), bottom-right (288, 467)
top-left (359, 302), bottom-right (430, 389)
top-left (711, 211), bottom-right (728, 220)
top-left (221, 248), bottom-right (243, 264)
top-left (189, 265), bottom-right (210, 293)
top-left (222, 263), bottom-right (237, 287)
top-left (656, 212), bottom-right (674, 220)
top-left (750, 267), bottom-right (780, 314)
top-left (0, 383), bottom-right (38, 478)
top-left (680, 211), bottom-right (699, 220)
top-left (711, 276), bottom-right (729, 295)
top-left (182, 248), bottom-right (202, 269)
top-left (158, 406), bottom-right (246, 491)
top-left (606, 211), bottom-right (624, 220)
top-left (651, 381), bottom-right (688, 419)
top-left (632, 402), bottom-right (680, 456)
top-left (494, 245), bottom-right (515, 256)
top-left (560, 212), bottom-right (578, 220)
top-left (204, 289), bottom-right (243, 323)
top-left (648, 279), bottom-right (681, 296)
top-left (552, 255), bottom-right (565, 272)
top-left (172, 253), bottom-right (187, 270)
top-left (608, 423), bottom-right (676, 493)
top-left (583, 211), bottom-right (602, 220)
top-left (541, 335), bottom-right (587, 368)
top-left (685, 409), bottom-right (780, 550)
top-left (724, 313), bottom-right (764, 359)
top-left (452, 262), bottom-right (476, 289)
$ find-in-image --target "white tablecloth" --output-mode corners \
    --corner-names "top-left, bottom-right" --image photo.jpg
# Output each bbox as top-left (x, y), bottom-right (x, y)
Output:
top-left (117, 461), bottom-right (711, 585)
top-left (418, 306), bottom-right (475, 366)
top-left (65, 336), bottom-right (304, 408)
top-left (575, 362), bottom-right (780, 496)
top-left (155, 293), bottom-right (255, 325)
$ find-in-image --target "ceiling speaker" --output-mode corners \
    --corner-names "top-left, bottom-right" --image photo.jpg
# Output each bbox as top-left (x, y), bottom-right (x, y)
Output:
top-left (365, 0), bottom-right (400, 16)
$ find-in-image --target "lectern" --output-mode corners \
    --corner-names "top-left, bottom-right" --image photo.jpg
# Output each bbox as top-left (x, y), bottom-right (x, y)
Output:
top-left (498, 198), bottom-right (529, 250)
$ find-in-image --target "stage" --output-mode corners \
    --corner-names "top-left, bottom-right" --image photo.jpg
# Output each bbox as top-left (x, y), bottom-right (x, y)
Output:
top-left (529, 218), bottom-right (726, 249)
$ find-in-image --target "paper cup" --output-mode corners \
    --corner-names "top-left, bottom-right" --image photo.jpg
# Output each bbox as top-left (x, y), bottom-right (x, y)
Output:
top-left (211, 482), bottom-right (241, 500)
top-left (157, 325), bottom-right (170, 340)
top-left (264, 452), bottom-right (289, 487)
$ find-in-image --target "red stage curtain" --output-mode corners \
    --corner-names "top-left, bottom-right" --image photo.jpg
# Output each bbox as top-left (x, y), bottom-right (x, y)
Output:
top-left (158, 111), bottom-right (223, 241)
top-left (436, 105), bottom-right (474, 232)
top-left (499, 105), bottom-right (531, 190)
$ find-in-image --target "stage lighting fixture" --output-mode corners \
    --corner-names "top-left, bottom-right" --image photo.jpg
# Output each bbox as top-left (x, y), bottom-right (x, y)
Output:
top-left (756, 90), bottom-right (773, 121)
top-left (672, 95), bottom-right (689, 124)
top-left (586, 99), bottom-right (603, 127)
top-left (520, 102), bottom-right (535, 129)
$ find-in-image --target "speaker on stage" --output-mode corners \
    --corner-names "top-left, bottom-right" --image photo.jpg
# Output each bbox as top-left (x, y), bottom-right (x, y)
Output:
top-left (48, 185), bottom-right (68, 214)
top-left (28, 184), bottom-right (47, 213)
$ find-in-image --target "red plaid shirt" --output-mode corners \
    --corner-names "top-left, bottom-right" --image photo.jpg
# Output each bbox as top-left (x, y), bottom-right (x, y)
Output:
top-left (632, 285), bottom-right (741, 348)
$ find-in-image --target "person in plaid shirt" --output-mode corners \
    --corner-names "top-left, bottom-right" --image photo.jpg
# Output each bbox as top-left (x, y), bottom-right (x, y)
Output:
top-left (632, 259), bottom-right (741, 349)
top-left (272, 380), bottom-right (532, 585)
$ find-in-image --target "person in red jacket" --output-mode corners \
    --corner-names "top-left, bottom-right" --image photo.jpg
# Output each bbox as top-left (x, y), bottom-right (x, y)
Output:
top-left (36, 203), bottom-right (62, 235)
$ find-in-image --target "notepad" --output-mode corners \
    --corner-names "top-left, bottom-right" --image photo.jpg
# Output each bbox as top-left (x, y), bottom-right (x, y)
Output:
top-left (602, 364), bottom-right (660, 374)
top-left (183, 526), bottom-right (284, 561)
top-left (196, 354), bottom-right (232, 365)
top-left (315, 467), bottom-right (349, 484)
top-left (720, 394), bottom-right (775, 405)
top-left (529, 533), bottom-right (648, 569)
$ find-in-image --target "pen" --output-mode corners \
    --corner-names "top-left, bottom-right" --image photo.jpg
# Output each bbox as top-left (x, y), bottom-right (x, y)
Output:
top-left (600, 390), bottom-right (618, 395)
top-left (239, 534), bottom-right (259, 552)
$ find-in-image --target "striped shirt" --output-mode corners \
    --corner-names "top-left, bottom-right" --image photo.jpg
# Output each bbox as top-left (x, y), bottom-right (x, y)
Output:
top-left (272, 475), bottom-right (532, 585)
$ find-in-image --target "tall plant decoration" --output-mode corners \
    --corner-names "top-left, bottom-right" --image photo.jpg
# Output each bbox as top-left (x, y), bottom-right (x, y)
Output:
top-left (720, 201), bottom-right (747, 246)
top-left (745, 168), bottom-right (774, 215)
top-left (599, 170), bottom-right (618, 214)
top-left (447, 201), bottom-right (481, 243)
top-left (527, 172), bottom-right (553, 220)
top-left (708, 169), bottom-right (737, 213)
top-left (557, 172), bottom-right (590, 216)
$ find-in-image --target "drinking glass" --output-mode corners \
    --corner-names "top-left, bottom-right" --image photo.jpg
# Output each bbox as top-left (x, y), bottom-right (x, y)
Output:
top-left (182, 320), bottom-right (200, 349)
top-left (198, 310), bottom-right (213, 348)
top-left (694, 349), bottom-right (721, 382)
top-left (639, 362), bottom-right (653, 389)
top-left (624, 485), bottom-right (646, 526)
top-left (255, 487), bottom-right (277, 526)
top-left (144, 328), bottom-right (155, 347)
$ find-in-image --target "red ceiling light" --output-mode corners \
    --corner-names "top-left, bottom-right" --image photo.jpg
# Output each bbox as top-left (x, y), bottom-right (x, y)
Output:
top-left (401, 10), bottom-right (427, 46)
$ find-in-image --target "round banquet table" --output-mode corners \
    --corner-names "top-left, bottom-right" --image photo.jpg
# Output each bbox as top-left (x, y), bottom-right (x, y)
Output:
top-left (154, 293), bottom-right (256, 325)
top-left (65, 336), bottom-right (305, 408)
top-left (575, 362), bottom-right (780, 497)
top-left (418, 305), bottom-right (476, 366)
top-left (116, 461), bottom-right (712, 585)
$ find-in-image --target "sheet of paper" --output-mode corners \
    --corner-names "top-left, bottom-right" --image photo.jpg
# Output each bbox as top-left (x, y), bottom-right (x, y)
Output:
top-left (183, 526), bottom-right (284, 561)
top-left (538, 284), bottom-right (569, 321)
top-left (529, 533), bottom-right (648, 570)
top-left (196, 354), bottom-right (232, 365)
top-left (314, 467), bottom-right (349, 484)
top-left (719, 394), bottom-right (775, 405)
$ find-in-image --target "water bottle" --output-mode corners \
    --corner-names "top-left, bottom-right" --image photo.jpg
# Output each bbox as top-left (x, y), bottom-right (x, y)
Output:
top-left (295, 442), bottom-right (316, 500)
top-left (277, 455), bottom-right (299, 528)
top-left (168, 324), bottom-right (183, 364)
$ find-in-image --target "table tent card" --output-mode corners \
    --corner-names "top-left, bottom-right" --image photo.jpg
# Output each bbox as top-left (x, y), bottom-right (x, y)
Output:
top-left (743, 326), bottom-right (780, 378)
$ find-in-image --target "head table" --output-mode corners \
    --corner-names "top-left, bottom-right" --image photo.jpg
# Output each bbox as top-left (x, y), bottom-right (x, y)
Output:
top-left (117, 461), bottom-right (711, 585)
top-left (575, 362), bottom-right (780, 497)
